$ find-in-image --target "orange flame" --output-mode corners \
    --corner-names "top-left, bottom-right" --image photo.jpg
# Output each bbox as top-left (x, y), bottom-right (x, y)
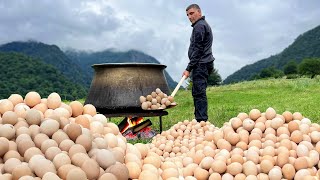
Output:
top-left (120, 117), bottom-right (144, 133)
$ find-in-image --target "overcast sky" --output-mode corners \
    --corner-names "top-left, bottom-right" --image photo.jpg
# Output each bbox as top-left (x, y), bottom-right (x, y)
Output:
top-left (1, 1), bottom-right (319, 82)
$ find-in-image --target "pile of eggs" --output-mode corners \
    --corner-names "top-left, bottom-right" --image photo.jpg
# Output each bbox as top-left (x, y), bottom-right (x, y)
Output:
top-left (0, 91), bottom-right (144, 180)
top-left (1, 91), bottom-right (320, 180)
top-left (148, 108), bottom-right (320, 180)
top-left (140, 88), bottom-right (176, 110)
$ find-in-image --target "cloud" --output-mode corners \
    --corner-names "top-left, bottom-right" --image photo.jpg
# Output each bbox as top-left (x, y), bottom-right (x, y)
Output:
top-left (0, 0), bottom-right (319, 82)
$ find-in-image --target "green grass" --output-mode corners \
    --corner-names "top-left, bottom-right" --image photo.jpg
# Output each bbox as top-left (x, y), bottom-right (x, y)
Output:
top-left (155, 77), bottom-right (320, 131)
top-left (79, 77), bottom-right (320, 143)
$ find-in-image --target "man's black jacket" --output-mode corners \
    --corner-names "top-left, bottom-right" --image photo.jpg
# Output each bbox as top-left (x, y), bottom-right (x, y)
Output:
top-left (186, 16), bottom-right (215, 72)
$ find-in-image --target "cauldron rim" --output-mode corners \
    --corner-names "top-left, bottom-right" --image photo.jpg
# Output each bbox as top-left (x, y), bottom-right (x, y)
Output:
top-left (92, 63), bottom-right (167, 68)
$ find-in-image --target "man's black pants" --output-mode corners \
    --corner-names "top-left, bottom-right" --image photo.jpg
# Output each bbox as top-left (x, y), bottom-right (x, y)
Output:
top-left (192, 62), bottom-right (213, 122)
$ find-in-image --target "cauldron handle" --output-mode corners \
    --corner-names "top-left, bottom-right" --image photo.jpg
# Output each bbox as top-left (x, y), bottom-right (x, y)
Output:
top-left (170, 75), bottom-right (186, 97)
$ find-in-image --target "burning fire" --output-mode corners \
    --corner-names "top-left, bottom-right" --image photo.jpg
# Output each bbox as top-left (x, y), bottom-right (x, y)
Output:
top-left (120, 117), bottom-right (144, 133)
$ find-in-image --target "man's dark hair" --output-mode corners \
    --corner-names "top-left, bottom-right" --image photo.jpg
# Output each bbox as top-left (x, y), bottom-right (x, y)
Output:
top-left (186, 4), bottom-right (201, 11)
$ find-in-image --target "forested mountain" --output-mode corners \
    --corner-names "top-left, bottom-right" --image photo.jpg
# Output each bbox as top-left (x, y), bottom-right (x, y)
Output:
top-left (0, 52), bottom-right (87, 100)
top-left (0, 41), bottom-right (177, 90)
top-left (224, 25), bottom-right (320, 84)
top-left (65, 49), bottom-right (178, 88)
top-left (0, 41), bottom-right (91, 87)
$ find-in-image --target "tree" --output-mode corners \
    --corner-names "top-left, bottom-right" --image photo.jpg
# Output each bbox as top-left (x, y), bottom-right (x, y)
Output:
top-left (208, 68), bottom-right (222, 86)
top-left (284, 60), bottom-right (298, 75)
top-left (298, 58), bottom-right (320, 78)
top-left (260, 66), bottom-right (284, 79)
top-left (186, 67), bottom-right (222, 90)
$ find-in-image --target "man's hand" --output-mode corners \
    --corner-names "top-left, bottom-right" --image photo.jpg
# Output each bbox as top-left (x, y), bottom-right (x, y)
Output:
top-left (183, 70), bottom-right (190, 78)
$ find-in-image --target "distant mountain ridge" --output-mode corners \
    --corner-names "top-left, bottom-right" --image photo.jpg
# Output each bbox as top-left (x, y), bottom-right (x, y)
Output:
top-left (0, 41), bottom-right (177, 95)
top-left (224, 25), bottom-right (320, 84)
top-left (0, 52), bottom-right (87, 100)
top-left (0, 41), bottom-right (91, 87)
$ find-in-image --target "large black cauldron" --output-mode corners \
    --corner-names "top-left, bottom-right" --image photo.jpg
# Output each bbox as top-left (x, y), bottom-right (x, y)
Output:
top-left (85, 63), bottom-right (170, 113)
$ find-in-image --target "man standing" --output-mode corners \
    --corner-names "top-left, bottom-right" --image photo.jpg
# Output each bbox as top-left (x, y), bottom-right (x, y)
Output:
top-left (183, 4), bottom-right (215, 122)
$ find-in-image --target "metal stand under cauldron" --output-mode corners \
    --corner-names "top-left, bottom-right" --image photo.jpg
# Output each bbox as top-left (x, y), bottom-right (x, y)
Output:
top-left (85, 63), bottom-right (171, 133)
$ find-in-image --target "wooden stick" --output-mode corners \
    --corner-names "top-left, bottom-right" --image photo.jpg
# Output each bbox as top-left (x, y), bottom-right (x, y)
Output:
top-left (170, 75), bottom-right (186, 97)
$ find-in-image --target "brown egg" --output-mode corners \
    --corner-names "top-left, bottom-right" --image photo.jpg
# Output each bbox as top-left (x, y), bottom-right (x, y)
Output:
top-left (0, 137), bottom-right (10, 157)
top-left (44, 109), bottom-right (54, 118)
top-left (25, 109), bottom-right (41, 125)
top-left (95, 149), bottom-right (116, 170)
top-left (249, 109), bottom-right (261, 121)
top-left (0, 124), bottom-right (16, 140)
top-left (161, 167), bottom-right (179, 179)
top-left (282, 164), bottom-right (295, 179)
top-left (30, 158), bottom-right (57, 178)
top-left (260, 159), bottom-right (274, 174)
top-left (0, 99), bottom-right (14, 114)
top-left (32, 103), bottom-right (48, 114)
top-left (209, 172), bottom-right (222, 180)
top-left (243, 119), bottom-right (255, 131)
top-left (81, 159), bottom-right (100, 180)
top-left (211, 160), bottom-right (227, 174)
top-left (8, 94), bottom-right (24, 106)
top-left (52, 153), bottom-right (71, 169)
top-left (125, 153), bottom-right (142, 167)
top-left (106, 123), bottom-right (120, 135)
top-left (126, 162), bottom-right (141, 179)
top-left (105, 162), bottom-right (130, 180)
top-left (17, 139), bottom-right (35, 156)
top-left (46, 93), bottom-right (61, 110)
top-left (226, 133), bottom-right (240, 145)
top-left (39, 139), bottom-right (57, 154)
top-left (292, 112), bottom-right (303, 120)
top-left (59, 139), bottom-right (75, 152)
top-left (111, 148), bottom-right (124, 163)
top-left (294, 157), bottom-right (308, 171)
top-left (75, 134), bottom-right (92, 152)
top-left (4, 158), bottom-right (22, 174)
top-left (66, 123), bottom-right (82, 142)
top-left (24, 147), bottom-right (44, 162)
top-left (40, 119), bottom-right (60, 137)
top-left (265, 107), bottom-right (276, 120)
top-left (143, 155), bottom-right (161, 169)
top-left (42, 172), bottom-right (60, 180)
top-left (33, 133), bottom-right (49, 149)
top-left (51, 130), bottom-right (69, 145)
top-left (3, 150), bottom-right (23, 162)
top-left (57, 164), bottom-right (77, 179)
top-left (193, 167), bottom-right (209, 180)
top-left (69, 101), bottom-right (83, 117)
top-left (53, 108), bottom-right (70, 119)
top-left (75, 115), bottom-right (90, 129)
top-left (237, 112), bottom-right (248, 121)
top-left (226, 162), bottom-right (242, 176)
top-left (11, 163), bottom-right (33, 180)
top-left (99, 172), bottom-right (118, 180)
top-left (24, 92), bottom-right (41, 108)
top-left (291, 130), bottom-right (303, 144)
top-left (68, 144), bottom-right (86, 158)
top-left (83, 104), bottom-right (96, 116)
top-left (2, 111), bottom-right (18, 125)
top-left (231, 117), bottom-right (242, 130)
top-left (66, 167), bottom-right (87, 180)
top-left (243, 161), bottom-right (258, 176)
top-left (71, 152), bottom-right (90, 167)
top-left (45, 146), bottom-right (61, 161)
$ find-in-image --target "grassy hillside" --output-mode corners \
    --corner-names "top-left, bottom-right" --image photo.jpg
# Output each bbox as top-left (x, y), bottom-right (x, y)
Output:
top-left (102, 77), bottom-right (320, 136)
